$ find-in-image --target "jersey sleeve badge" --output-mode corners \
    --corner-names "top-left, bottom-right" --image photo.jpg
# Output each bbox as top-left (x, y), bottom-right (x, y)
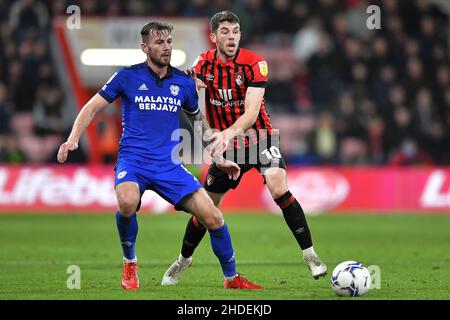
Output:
top-left (258, 61), bottom-right (268, 77)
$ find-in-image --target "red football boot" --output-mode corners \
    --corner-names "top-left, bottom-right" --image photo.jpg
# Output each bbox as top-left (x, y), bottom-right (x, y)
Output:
top-left (122, 261), bottom-right (140, 290)
top-left (224, 274), bottom-right (263, 290)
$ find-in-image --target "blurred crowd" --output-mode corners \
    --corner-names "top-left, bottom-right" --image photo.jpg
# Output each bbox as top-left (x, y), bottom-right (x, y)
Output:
top-left (0, 0), bottom-right (449, 165)
top-left (0, 0), bottom-right (76, 163)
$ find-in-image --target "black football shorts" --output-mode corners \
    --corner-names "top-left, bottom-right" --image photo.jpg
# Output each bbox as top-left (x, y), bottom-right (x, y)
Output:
top-left (203, 133), bottom-right (286, 194)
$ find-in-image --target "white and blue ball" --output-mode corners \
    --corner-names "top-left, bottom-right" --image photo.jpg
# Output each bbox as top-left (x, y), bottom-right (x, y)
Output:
top-left (331, 261), bottom-right (371, 297)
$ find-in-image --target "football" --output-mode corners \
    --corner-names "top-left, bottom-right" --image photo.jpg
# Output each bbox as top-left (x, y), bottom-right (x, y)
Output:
top-left (331, 261), bottom-right (371, 297)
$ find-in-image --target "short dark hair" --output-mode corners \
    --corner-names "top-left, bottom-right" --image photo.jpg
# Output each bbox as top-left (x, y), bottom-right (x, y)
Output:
top-left (140, 22), bottom-right (173, 42)
top-left (210, 10), bottom-right (240, 33)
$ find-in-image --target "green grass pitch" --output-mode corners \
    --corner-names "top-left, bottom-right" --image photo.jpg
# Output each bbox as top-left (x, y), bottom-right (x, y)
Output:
top-left (0, 213), bottom-right (449, 300)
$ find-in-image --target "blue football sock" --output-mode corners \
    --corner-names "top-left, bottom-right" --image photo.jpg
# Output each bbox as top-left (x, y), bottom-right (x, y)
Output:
top-left (115, 211), bottom-right (138, 260)
top-left (208, 223), bottom-right (237, 278)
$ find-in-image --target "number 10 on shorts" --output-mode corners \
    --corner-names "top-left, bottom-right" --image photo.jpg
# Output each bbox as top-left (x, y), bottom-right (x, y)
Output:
top-left (262, 146), bottom-right (282, 160)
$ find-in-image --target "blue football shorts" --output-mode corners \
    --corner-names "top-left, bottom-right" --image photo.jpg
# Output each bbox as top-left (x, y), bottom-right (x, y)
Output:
top-left (114, 159), bottom-right (202, 211)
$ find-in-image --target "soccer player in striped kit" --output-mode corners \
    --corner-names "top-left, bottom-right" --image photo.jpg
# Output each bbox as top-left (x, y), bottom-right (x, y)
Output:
top-left (162, 11), bottom-right (327, 286)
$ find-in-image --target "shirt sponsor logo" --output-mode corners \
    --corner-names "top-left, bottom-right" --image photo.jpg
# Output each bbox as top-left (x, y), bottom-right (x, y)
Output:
top-left (209, 99), bottom-right (245, 108)
top-left (218, 89), bottom-right (233, 101)
top-left (135, 95), bottom-right (181, 112)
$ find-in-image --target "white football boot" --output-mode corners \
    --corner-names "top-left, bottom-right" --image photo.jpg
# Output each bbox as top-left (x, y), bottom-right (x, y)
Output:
top-left (304, 255), bottom-right (327, 279)
top-left (161, 255), bottom-right (193, 285)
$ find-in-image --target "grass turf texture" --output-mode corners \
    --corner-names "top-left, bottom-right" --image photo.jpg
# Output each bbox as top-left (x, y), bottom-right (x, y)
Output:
top-left (0, 213), bottom-right (449, 300)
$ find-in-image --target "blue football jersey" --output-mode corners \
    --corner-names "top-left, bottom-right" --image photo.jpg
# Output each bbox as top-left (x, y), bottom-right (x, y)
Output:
top-left (98, 62), bottom-right (199, 164)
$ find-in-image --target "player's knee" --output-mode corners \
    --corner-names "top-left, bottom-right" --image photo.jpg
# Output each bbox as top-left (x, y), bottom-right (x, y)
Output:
top-left (270, 186), bottom-right (289, 200)
top-left (265, 171), bottom-right (288, 199)
top-left (202, 208), bottom-right (224, 230)
top-left (118, 197), bottom-right (139, 216)
top-left (116, 183), bottom-right (141, 216)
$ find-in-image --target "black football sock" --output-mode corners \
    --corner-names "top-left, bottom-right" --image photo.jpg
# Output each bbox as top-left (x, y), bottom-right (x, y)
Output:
top-left (180, 216), bottom-right (207, 258)
top-left (275, 191), bottom-right (313, 250)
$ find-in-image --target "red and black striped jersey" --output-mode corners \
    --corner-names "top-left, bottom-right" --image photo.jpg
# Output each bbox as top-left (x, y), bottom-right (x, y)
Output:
top-left (193, 48), bottom-right (274, 149)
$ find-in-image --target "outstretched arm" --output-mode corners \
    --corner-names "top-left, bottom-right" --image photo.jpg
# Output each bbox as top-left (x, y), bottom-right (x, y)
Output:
top-left (57, 93), bottom-right (109, 163)
top-left (209, 87), bottom-right (265, 157)
top-left (225, 87), bottom-right (265, 138)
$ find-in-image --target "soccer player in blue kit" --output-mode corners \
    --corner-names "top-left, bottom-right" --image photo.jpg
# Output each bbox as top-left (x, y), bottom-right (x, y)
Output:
top-left (57, 22), bottom-right (262, 290)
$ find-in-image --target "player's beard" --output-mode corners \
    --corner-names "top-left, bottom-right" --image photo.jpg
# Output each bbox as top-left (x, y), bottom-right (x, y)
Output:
top-left (149, 52), bottom-right (171, 68)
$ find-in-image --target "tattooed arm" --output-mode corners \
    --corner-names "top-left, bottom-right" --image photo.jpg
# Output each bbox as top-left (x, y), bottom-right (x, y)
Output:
top-left (185, 111), bottom-right (240, 180)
